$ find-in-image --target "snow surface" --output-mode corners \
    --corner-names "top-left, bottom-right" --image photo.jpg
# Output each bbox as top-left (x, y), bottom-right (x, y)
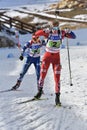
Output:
top-left (0, 1), bottom-right (87, 130)
top-left (0, 45), bottom-right (87, 130)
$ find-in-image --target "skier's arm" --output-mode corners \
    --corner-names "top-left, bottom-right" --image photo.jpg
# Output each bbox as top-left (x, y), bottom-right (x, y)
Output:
top-left (35, 29), bottom-right (50, 46)
top-left (41, 38), bottom-right (48, 46)
top-left (62, 29), bottom-right (76, 39)
top-left (19, 41), bottom-right (30, 60)
top-left (35, 29), bottom-right (49, 38)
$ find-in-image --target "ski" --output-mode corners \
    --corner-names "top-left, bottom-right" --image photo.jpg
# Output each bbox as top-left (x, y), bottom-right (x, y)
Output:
top-left (0, 88), bottom-right (21, 93)
top-left (18, 97), bottom-right (49, 104)
top-left (55, 104), bottom-right (61, 107)
top-left (54, 104), bottom-right (72, 109)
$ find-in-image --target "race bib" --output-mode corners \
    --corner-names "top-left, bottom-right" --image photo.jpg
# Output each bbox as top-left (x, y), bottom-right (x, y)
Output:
top-left (31, 48), bottom-right (40, 54)
top-left (47, 40), bottom-right (62, 48)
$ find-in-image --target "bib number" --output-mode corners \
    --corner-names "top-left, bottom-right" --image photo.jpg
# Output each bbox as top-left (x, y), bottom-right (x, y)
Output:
top-left (47, 40), bottom-right (62, 48)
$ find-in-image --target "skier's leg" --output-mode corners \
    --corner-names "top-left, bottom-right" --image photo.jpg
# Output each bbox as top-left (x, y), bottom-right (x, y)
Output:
top-left (34, 57), bottom-right (40, 90)
top-left (19, 57), bottom-right (31, 81)
top-left (12, 57), bottom-right (31, 90)
top-left (52, 62), bottom-right (61, 105)
top-left (38, 58), bottom-right (50, 88)
top-left (52, 63), bottom-right (61, 93)
top-left (34, 54), bottom-right (50, 99)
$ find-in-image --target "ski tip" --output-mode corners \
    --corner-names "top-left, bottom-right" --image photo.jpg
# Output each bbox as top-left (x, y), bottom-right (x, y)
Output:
top-left (54, 104), bottom-right (72, 109)
top-left (70, 84), bottom-right (73, 86)
top-left (55, 104), bottom-right (61, 107)
top-left (0, 88), bottom-right (22, 93)
top-left (17, 97), bottom-right (49, 104)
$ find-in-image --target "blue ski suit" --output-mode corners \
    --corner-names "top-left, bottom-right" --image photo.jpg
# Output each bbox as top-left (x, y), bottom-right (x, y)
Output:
top-left (18, 39), bottom-right (42, 88)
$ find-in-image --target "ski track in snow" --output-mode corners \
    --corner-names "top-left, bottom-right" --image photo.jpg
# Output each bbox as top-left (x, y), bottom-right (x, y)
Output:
top-left (0, 46), bottom-right (87, 130)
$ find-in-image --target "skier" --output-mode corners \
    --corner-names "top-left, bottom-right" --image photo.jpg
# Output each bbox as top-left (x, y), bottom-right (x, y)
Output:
top-left (11, 35), bottom-right (43, 90)
top-left (34, 20), bottom-right (76, 106)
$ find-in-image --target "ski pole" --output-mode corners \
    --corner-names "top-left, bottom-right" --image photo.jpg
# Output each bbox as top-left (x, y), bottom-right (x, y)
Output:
top-left (66, 37), bottom-right (73, 86)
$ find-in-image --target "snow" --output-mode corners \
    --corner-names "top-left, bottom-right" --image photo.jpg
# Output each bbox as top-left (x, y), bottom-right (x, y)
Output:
top-left (5, 10), bottom-right (29, 18)
top-left (74, 14), bottom-right (87, 20)
top-left (0, 45), bottom-right (87, 130)
top-left (0, 1), bottom-right (87, 130)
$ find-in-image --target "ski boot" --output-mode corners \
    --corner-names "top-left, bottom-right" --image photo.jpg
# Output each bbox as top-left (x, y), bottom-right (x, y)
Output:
top-left (34, 87), bottom-right (43, 99)
top-left (55, 93), bottom-right (61, 106)
top-left (11, 80), bottom-right (21, 90)
top-left (37, 82), bottom-right (44, 94)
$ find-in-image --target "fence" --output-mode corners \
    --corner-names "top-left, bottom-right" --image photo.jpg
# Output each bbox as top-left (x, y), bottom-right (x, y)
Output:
top-left (0, 13), bottom-right (36, 33)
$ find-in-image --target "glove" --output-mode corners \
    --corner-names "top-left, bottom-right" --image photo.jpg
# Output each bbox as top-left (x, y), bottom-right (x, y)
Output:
top-left (65, 28), bottom-right (71, 33)
top-left (19, 55), bottom-right (23, 61)
top-left (65, 28), bottom-right (71, 38)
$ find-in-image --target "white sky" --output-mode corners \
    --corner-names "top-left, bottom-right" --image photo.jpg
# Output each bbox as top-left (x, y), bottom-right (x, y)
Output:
top-left (0, 0), bottom-right (58, 8)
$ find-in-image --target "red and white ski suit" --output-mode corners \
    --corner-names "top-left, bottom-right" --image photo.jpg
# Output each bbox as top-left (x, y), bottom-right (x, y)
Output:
top-left (35, 29), bottom-right (76, 93)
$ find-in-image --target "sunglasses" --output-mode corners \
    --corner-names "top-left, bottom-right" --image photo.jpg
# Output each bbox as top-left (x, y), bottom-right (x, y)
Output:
top-left (33, 37), bottom-right (39, 41)
top-left (52, 27), bottom-right (59, 30)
